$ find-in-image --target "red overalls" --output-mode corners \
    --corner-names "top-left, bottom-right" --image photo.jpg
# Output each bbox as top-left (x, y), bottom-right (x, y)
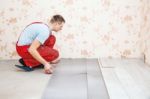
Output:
top-left (16, 22), bottom-right (59, 67)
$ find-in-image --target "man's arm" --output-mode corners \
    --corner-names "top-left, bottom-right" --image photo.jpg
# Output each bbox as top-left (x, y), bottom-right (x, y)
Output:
top-left (28, 39), bottom-right (53, 74)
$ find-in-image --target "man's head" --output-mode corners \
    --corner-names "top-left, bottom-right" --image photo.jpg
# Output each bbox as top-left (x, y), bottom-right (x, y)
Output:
top-left (50, 15), bottom-right (65, 32)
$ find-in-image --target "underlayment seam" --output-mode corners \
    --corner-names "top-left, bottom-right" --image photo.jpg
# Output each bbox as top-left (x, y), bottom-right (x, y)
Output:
top-left (97, 58), bottom-right (110, 99)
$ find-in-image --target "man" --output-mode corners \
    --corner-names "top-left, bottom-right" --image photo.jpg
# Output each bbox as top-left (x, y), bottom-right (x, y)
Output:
top-left (16, 15), bottom-right (65, 74)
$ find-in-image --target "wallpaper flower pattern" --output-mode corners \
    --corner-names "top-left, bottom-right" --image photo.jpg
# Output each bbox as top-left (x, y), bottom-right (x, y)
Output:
top-left (0, 0), bottom-right (149, 65)
top-left (139, 0), bottom-right (150, 65)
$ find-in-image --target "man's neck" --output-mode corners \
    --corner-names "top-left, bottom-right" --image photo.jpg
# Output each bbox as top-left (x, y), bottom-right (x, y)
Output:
top-left (49, 23), bottom-right (54, 31)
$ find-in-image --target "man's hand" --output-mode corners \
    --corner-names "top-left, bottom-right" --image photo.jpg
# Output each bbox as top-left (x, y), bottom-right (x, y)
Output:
top-left (44, 63), bottom-right (53, 74)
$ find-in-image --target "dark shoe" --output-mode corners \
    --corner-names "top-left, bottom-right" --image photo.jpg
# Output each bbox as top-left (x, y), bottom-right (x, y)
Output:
top-left (36, 64), bottom-right (44, 68)
top-left (19, 58), bottom-right (26, 66)
top-left (33, 64), bottom-right (44, 69)
top-left (19, 58), bottom-right (44, 69)
top-left (15, 65), bottom-right (34, 71)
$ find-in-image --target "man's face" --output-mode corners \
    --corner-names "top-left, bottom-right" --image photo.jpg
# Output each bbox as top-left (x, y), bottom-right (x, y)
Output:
top-left (53, 22), bottom-right (64, 32)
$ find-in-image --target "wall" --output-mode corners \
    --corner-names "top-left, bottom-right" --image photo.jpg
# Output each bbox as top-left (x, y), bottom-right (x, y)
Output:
top-left (140, 0), bottom-right (150, 65)
top-left (0, 0), bottom-right (147, 59)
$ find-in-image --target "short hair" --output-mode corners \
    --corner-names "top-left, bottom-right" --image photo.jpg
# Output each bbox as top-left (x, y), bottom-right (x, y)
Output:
top-left (50, 15), bottom-right (65, 23)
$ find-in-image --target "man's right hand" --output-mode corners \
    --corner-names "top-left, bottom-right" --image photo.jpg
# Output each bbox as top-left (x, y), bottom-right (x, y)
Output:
top-left (44, 63), bottom-right (53, 74)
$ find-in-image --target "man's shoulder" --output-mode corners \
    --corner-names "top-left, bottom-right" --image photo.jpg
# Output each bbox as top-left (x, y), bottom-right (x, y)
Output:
top-left (29, 22), bottom-right (48, 27)
top-left (26, 22), bottom-right (49, 31)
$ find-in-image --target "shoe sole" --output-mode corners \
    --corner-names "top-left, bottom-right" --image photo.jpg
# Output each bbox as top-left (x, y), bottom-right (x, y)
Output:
top-left (15, 65), bottom-right (34, 71)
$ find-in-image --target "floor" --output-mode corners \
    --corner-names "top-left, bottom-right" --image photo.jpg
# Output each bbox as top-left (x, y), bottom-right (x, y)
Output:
top-left (100, 58), bottom-right (150, 99)
top-left (42, 59), bottom-right (109, 99)
top-left (0, 60), bottom-right (50, 99)
top-left (0, 58), bottom-right (150, 99)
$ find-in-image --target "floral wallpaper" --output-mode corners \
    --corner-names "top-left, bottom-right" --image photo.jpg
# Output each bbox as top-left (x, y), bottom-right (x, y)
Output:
top-left (139, 0), bottom-right (150, 65)
top-left (0, 0), bottom-right (149, 65)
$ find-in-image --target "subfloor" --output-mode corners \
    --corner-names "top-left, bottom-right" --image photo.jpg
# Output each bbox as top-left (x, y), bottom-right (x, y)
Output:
top-left (0, 58), bottom-right (150, 99)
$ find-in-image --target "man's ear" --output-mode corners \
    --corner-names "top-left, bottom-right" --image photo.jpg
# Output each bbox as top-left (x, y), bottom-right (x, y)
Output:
top-left (56, 22), bottom-right (62, 25)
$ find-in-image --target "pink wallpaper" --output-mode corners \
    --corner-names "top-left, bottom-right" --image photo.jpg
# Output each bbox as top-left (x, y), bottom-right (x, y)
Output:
top-left (139, 0), bottom-right (150, 65)
top-left (0, 0), bottom-right (149, 65)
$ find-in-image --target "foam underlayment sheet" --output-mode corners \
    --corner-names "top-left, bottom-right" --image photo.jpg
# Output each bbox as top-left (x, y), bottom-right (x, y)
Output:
top-left (42, 59), bottom-right (109, 99)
